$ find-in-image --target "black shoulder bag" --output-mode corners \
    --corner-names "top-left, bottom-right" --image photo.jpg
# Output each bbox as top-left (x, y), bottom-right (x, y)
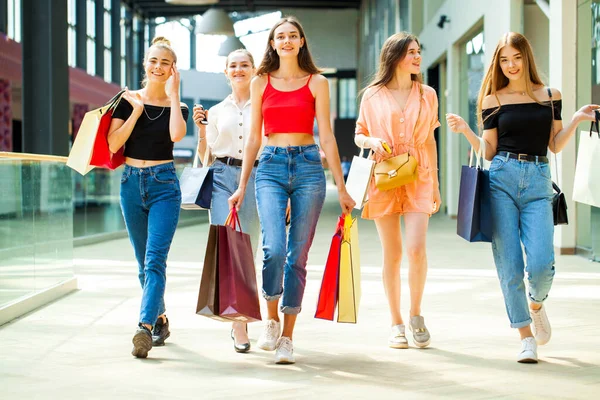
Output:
top-left (548, 88), bottom-right (568, 225)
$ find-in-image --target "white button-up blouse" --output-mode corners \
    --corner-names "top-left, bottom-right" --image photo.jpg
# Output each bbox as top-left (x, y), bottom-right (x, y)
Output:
top-left (205, 95), bottom-right (264, 160)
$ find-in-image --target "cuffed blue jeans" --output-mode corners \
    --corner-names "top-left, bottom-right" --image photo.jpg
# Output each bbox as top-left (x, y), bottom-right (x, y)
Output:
top-left (255, 145), bottom-right (326, 314)
top-left (120, 162), bottom-right (181, 327)
top-left (209, 160), bottom-right (260, 253)
top-left (489, 155), bottom-right (555, 329)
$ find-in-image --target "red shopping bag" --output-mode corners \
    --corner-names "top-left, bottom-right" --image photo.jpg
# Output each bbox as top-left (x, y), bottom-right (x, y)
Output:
top-left (217, 208), bottom-right (262, 322)
top-left (315, 215), bottom-right (344, 320)
top-left (89, 90), bottom-right (126, 169)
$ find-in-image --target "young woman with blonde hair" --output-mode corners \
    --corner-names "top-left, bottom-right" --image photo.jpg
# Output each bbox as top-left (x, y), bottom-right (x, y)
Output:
top-left (228, 16), bottom-right (355, 364)
top-left (355, 32), bottom-right (441, 349)
top-left (194, 49), bottom-right (262, 354)
top-left (447, 32), bottom-right (598, 363)
top-left (108, 36), bottom-right (189, 358)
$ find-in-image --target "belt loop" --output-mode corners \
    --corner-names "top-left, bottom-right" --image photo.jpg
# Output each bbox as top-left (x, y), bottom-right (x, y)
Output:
top-left (505, 152), bottom-right (509, 162)
top-left (535, 155), bottom-right (539, 165)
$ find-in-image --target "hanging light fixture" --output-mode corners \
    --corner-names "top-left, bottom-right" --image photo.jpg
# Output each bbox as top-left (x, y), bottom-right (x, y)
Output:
top-left (196, 8), bottom-right (235, 36)
top-left (218, 36), bottom-right (246, 56)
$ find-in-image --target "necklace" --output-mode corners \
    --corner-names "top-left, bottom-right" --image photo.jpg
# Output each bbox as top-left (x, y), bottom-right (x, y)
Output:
top-left (143, 105), bottom-right (166, 121)
top-left (508, 89), bottom-right (526, 96)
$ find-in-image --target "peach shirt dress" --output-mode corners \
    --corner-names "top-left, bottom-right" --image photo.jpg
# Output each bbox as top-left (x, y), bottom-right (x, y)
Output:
top-left (355, 82), bottom-right (441, 219)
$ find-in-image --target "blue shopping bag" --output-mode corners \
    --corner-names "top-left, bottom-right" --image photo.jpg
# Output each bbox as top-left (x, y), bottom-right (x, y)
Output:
top-left (457, 141), bottom-right (492, 243)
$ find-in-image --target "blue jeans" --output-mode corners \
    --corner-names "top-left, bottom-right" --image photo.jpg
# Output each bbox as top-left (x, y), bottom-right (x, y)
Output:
top-left (255, 145), bottom-right (326, 314)
top-left (120, 162), bottom-right (181, 327)
top-left (209, 160), bottom-right (260, 252)
top-left (489, 155), bottom-right (555, 328)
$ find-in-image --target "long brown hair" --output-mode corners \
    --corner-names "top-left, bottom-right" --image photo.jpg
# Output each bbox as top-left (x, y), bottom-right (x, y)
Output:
top-left (141, 36), bottom-right (177, 87)
top-left (477, 32), bottom-right (545, 128)
top-left (256, 16), bottom-right (321, 76)
top-left (362, 32), bottom-right (423, 96)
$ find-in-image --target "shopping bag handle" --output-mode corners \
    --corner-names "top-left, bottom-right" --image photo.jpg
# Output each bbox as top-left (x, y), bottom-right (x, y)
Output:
top-left (590, 109), bottom-right (600, 138)
top-left (225, 207), bottom-right (243, 232)
top-left (468, 136), bottom-right (486, 170)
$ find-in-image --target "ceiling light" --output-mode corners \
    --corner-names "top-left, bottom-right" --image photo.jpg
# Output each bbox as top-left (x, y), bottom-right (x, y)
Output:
top-left (165, 0), bottom-right (219, 5)
top-left (218, 36), bottom-right (246, 56)
top-left (197, 8), bottom-right (235, 36)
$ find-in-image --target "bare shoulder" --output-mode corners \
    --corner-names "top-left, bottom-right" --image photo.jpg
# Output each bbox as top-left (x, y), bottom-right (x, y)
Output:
top-left (549, 87), bottom-right (562, 100)
top-left (251, 75), bottom-right (269, 94)
top-left (482, 94), bottom-right (500, 109)
top-left (310, 74), bottom-right (328, 90)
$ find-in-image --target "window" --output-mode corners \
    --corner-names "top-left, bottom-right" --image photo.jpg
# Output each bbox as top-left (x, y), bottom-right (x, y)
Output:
top-left (67, 0), bottom-right (76, 66)
top-left (339, 78), bottom-right (358, 119)
top-left (7, 0), bottom-right (22, 42)
top-left (103, 0), bottom-right (112, 82)
top-left (86, 0), bottom-right (96, 75)
top-left (120, 4), bottom-right (128, 87)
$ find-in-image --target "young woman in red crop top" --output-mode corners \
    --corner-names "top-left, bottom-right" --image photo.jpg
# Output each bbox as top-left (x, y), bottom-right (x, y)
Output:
top-left (447, 32), bottom-right (598, 363)
top-left (228, 16), bottom-right (355, 364)
top-left (108, 37), bottom-right (188, 359)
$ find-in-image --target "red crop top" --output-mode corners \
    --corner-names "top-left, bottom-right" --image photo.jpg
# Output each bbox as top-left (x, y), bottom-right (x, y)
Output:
top-left (262, 74), bottom-right (316, 136)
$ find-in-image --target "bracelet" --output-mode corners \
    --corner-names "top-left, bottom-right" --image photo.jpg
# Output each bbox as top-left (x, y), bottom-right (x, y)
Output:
top-left (198, 135), bottom-right (206, 143)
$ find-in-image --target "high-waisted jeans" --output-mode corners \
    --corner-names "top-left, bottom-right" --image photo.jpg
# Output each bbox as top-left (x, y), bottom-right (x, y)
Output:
top-left (209, 160), bottom-right (260, 253)
top-left (489, 154), bottom-right (555, 328)
top-left (255, 145), bottom-right (326, 314)
top-left (120, 162), bottom-right (181, 327)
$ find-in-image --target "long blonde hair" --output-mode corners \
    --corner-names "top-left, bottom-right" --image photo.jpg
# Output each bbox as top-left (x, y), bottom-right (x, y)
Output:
top-left (477, 32), bottom-right (545, 128)
top-left (361, 32), bottom-right (423, 97)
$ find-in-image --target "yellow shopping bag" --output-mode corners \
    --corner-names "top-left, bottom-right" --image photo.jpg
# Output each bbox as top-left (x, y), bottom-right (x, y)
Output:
top-left (337, 215), bottom-right (361, 323)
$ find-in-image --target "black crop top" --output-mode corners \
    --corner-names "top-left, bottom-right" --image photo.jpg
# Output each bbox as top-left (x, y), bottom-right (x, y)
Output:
top-left (482, 100), bottom-right (562, 156)
top-left (112, 98), bottom-right (189, 160)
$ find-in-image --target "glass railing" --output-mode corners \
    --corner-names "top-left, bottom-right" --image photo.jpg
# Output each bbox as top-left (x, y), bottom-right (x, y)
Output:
top-left (0, 153), bottom-right (74, 308)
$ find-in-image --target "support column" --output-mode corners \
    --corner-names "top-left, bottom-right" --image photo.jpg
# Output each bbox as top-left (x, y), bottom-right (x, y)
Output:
top-left (0, 79), bottom-right (12, 151)
top-left (445, 43), bottom-right (461, 217)
top-left (22, 0), bottom-right (69, 156)
top-left (75, 0), bottom-right (86, 69)
top-left (189, 19), bottom-right (196, 70)
top-left (0, 0), bottom-right (7, 34)
top-left (549, 0), bottom-right (578, 254)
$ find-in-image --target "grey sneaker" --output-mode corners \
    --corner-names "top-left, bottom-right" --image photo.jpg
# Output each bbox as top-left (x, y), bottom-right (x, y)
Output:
top-left (388, 324), bottom-right (409, 349)
top-left (517, 337), bottom-right (538, 363)
top-left (275, 336), bottom-right (295, 364)
top-left (257, 319), bottom-right (281, 351)
top-left (531, 305), bottom-right (551, 346)
top-left (409, 315), bottom-right (431, 348)
top-left (131, 325), bottom-right (153, 358)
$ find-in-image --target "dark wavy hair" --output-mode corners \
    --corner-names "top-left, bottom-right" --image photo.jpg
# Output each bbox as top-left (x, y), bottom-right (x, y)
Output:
top-left (256, 16), bottom-right (321, 76)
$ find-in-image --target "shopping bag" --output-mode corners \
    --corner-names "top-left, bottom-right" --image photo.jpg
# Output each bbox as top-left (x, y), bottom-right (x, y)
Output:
top-left (573, 126), bottom-right (600, 208)
top-left (457, 138), bottom-right (492, 243)
top-left (67, 90), bottom-right (125, 175)
top-left (217, 208), bottom-right (262, 322)
top-left (180, 152), bottom-right (214, 210)
top-left (337, 215), bottom-right (361, 323)
top-left (346, 147), bottom-right (375, 209)
top-left (196, 224), bottom-right (226, 320)
top-left (315, 215), bottom-right (344, 320)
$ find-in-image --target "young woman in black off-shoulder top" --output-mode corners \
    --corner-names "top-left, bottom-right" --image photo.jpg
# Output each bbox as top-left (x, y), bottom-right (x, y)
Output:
top-left (447, 32), bottom-right (598, 363)
top-left (108, 37), bottom-right (188, 359)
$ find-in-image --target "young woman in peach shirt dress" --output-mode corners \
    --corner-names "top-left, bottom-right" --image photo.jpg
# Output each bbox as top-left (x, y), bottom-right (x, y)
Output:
top-left (355, 32), bottom-right (441, 349)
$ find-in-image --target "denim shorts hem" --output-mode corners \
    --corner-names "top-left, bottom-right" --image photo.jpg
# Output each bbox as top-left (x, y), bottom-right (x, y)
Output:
top-left (280, 305), bottom-right (301, 315)
top-left (511, 318), bottom-right (532, 329)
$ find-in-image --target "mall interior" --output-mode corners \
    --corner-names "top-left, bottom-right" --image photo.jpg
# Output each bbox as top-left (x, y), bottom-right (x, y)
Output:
top-left (1, 0), bottom-right (599, 333)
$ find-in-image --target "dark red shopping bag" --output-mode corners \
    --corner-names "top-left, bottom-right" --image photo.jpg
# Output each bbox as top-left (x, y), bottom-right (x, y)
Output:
top-left (89, 90), bottom-right (126, 170)
top-left (217, 208), bottom-right (262, 322)
top-left (315, 216), bottom-right (344, 320)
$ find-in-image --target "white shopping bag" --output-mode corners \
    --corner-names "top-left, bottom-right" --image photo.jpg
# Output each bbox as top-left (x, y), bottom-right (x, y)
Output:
top-left (573, 130), bottom-right (600, 208)
top-left (345, 148), bottom-right (375, 209)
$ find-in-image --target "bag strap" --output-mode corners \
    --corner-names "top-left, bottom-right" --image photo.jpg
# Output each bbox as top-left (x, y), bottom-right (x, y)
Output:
top-left (469, 136), bottom-right (486, 170)
top-left (591, 108), bottom-right (600, 138)
top-left (548, 87), bottom-right (561, 188)
top-left (225, 207), bottom-right (242, 232)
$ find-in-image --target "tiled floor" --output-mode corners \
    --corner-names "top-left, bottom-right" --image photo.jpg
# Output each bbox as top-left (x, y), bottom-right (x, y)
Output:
top-left (2, 190), bottom-right (599, 399)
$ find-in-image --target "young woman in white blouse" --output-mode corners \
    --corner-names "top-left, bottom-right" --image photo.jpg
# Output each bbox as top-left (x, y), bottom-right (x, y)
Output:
top-left (194, 49), bottom-right (262, 353)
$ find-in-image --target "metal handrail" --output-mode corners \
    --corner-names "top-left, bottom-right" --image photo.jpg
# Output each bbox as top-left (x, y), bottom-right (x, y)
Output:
top-left (0, 152), bottom-right (68, 163)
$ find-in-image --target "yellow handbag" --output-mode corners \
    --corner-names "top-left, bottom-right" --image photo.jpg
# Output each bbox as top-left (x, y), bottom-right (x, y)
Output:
top-left (374, 83), bottom-right (423, 191)
top-left (374, 153), bottom-right (418, 191)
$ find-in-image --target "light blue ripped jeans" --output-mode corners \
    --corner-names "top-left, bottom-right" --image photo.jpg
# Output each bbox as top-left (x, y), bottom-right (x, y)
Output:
top-left (489, 154), bottom-right (555, 329)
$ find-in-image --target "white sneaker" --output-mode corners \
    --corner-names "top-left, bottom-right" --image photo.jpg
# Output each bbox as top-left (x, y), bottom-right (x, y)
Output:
top-left (257, 319), bottom-right (281, 351)
top-left (517, 337), bottom-right (538, 363)
top-left (388, 324), bottom-right (409, 349)
top-left (275, 336), bottom-right (295, 364)
top-left (531, 305), bottom-right (551, 346)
